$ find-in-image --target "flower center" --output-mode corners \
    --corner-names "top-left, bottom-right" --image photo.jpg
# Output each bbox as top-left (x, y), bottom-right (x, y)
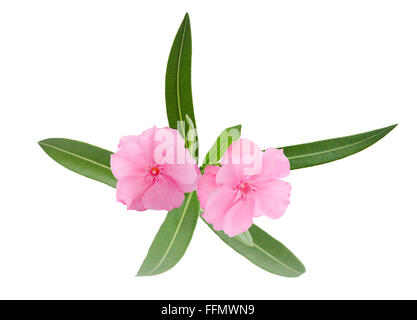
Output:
top-left (238, 182), bottom-right (253, 194)
top-left (149, 166), bottom-right (160, 176)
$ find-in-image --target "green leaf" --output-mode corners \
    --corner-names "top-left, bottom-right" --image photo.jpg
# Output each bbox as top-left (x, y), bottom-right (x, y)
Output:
top-left (185, 114), bottom-right (198, 161)
top-left (38, 138), bottom-right (116, 188)
top-left (204, 221), bottom-right (305, 277)
top-left (202, 125), bottom-right (241, 168)
top-left (165, 13), bottom-right (198, 158)
top-left (282, 124), bottom-right (397, 170)
top-left (137, 192), bottom-right (200, 276)
top-left (234, 230), bottom-right (254, 247)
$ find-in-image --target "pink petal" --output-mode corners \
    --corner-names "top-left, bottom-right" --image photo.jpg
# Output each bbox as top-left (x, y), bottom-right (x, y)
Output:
top-left (164, 163), bottom-right (199, 193)
top-left (252, 179), bottom-right (291, 219)
top-left (110, 154), bottom-right (144, 180)
top-left (222, 198), bottom-right (254, 237)
top-left (252, 148), bottom-right (290, 182)
top-left (116, 138), bottom-right (148, 166)
top-left (216, 164), bottom-right (244, 188)
top-left (152, 127), bottom-right (199, 193)
top-left (197, 165), bottom-right (220, 210)
top-left (222, 138), bottom-right (262, 166)
top-left (154, 127), bottom-right (194, 166)
top-left (217, 138), bottom-right (263, 186)
top-left (117, 127), bottom-right (157, 165)
top-left (118, 135), bottom-right (137, 147)
top-left (204, 165), bottom-right (221, 175)
top-left (202, 186), bottom-right (236, 231)
top-left (116, 176), bottom-right (151, 211)
top-left (141, 177), bottom-right (185, 211)
top-left (136, 126), bottom-right (157, 162)
top-left (179, 165), bottom-right (202, 193)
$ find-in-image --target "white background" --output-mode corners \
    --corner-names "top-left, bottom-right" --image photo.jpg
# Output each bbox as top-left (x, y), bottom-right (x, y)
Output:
top-left (0, 0), bottom-right (416, 299)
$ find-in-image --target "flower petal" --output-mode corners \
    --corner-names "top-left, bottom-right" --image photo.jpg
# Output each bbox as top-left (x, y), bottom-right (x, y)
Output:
top-left (136, 126), bottom-right (157, 162)
top-left (118, 135), bottom-right (137, 147)
top-left (197, 165), bottom-right (220, 210)
top-left (116, 176), bottom-right (151, 211)
top-left (141, 177), bottom-right (185, 211)
top-left (153, 127), bottom-right (195, 166)
top-left (164, 163), bottom-right (199, 193)
top-left (110, 154), bottom-right (144, 180)
top-left (116, 136), bottom-right (149, 166)
top-left (222, 198), bottom-right (254, 237)
top-left (252, 148), bottom-right (290, 182)
top-left (216, 164), bottom-right (244, 188)
top-left (217, 138), bottom-right (263, 186)
top-left (202, 186), bottom-right (236, 231)
top-left (252, 179), bottom-right (291, 219)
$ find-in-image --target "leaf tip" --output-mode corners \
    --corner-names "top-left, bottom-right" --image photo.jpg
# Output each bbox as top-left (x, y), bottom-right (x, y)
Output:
top-left (226, 124), bottom-right (242, 135)
top-left (183, 12), bottom-right (190, 25)
top-left (287, 261), bottom-right (306, 278)
top-left (298, 264), bottom-right (306, 276)
top-left (38, 138), bottom-right (56, 147)
top-left (384, 123), bottom-right (398, 135)
top-left (136, 267), bottom-right (148, 277)
top-left (38, 139), bottom-right (49, 151)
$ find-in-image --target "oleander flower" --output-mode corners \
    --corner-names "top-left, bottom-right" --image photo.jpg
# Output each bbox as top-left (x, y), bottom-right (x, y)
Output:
top-left (197, 138), bottom-right (291, 236)
top-left (111, 126), bottom-right (200, 211)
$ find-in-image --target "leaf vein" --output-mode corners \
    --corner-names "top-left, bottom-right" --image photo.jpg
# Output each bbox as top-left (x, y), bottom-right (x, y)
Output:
top-left (252, 243), bottom-right (302, 275)
top-left (39, 142), bottom-right (111, 170)
top-left (176, 18), bottom-right (188, 147)
top-left (144, 193), bottom-right (193, 275)
top-left (286, 129), bottom-right (388, 160)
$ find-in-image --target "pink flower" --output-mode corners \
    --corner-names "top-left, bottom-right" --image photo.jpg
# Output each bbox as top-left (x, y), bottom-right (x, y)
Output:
top-left (111, 126), bottom-right (200, 212)
top-left (197, 138), bottom-right (291, 237)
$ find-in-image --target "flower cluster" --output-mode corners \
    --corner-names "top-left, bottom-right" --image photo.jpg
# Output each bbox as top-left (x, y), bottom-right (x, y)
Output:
top-left (111, 127), bottom-right (291, 236)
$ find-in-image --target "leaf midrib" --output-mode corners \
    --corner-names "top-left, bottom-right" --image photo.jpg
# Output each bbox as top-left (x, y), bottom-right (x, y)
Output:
top-left (213, 132), bottom-right (233, 163)
top-left (176, 17), bottom-right (188, 148)
top-left (252, 242), bottom-right (302, 276)
top-left (144, 193), bottom-right (193, 275)
top-left (286, 128), bottom-right (389, 161)
top-left (39, 142), bottom-right (111, 170)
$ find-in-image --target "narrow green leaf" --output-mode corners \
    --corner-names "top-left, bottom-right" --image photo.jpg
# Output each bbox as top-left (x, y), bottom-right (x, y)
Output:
top-left (204, 221), bottom-right (305, 277)
top-left (234, 230), bottom-right (254, 247)
top-left (202, 124), bottom-right (242, 168)
top-left (282, 124), bottom-right (397, 170)
top-left (38, 138), bottom-right (116, 188)
top-left (165, 13), bottom-right (198, 157)
top-left (137, 192), bottom-right (200, 276)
